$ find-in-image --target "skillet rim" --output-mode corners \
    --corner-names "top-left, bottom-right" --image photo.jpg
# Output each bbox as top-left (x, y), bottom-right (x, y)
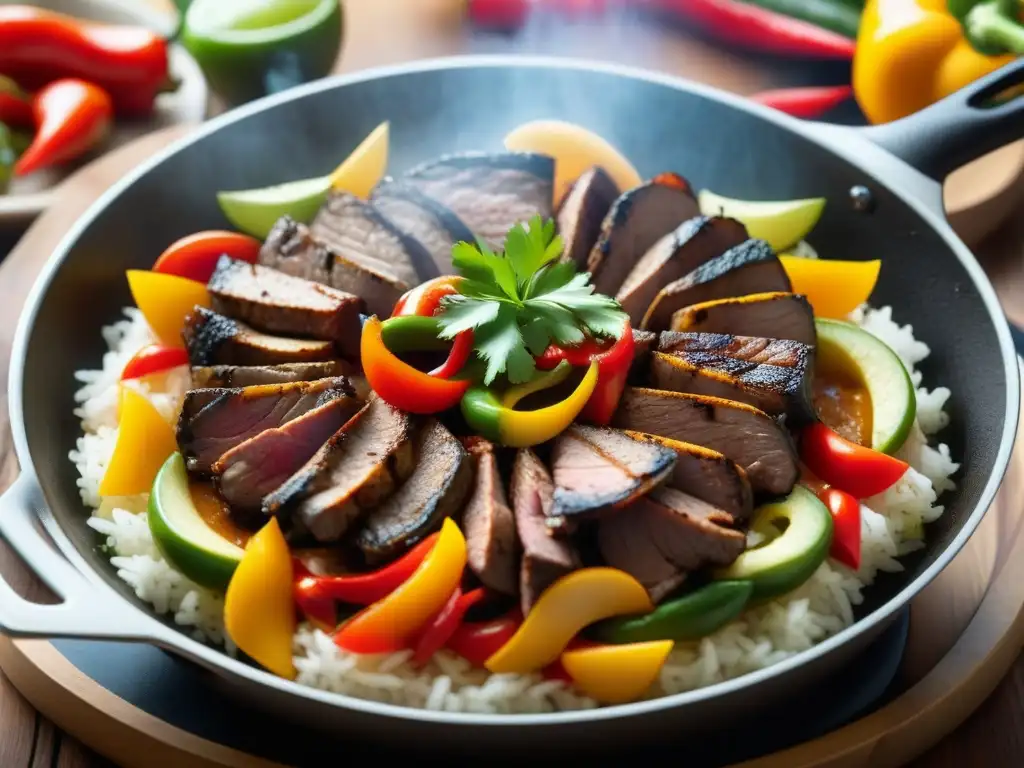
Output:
top-left (8, 54), bottom-right (1020, 726)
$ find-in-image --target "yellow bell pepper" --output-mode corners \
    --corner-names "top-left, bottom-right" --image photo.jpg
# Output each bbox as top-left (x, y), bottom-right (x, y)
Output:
top-left (853, 0), bottom-right (1015, 125)
top-left (127, 270), bottom-right (211, 348)
top-left (779, 257), bottom-right (881, 319)
top-left (485, 568), bottom-right (653, 674)
top-left (333, 518), bottom-right (467, 654)
top-left (561, 640), bottom-right (673, 704)
top-left (328, 121), bottom-right (389, 198)
top-left (224, 517), bottom-right (296, 680)
top-left (99, 387), bottom-right (177, 497)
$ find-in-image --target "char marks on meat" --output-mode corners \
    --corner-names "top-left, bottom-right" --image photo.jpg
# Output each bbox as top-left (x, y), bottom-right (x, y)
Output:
top-left (642, 239), bottom-right (791, 331)
top-left (184, 307), bottom-right (336, 367)
top-left (357, 420), bottom-right (472, 562)
top-left (207, 256), bottom-right (364, 358)
top-left (617, 216), bottom-right (748, 325)
top-left (612, 386), bottom-right (799, 496)
top-left (657, 331), bottom-right (813, 369)
top-left (263, 397), bottom-right (415, 542)
top-left (191, 361), bottom-right (349, 390)
top-left (630, 328), bottom-right (657, 377)
top-left (670, 291), bottom-right (816, 345)
top-left (460, 437), bottom-right (517, 595)
top-left (557, 166), bottom-right (619, 268)
top-left (512, 449), bottom-right (580, 614)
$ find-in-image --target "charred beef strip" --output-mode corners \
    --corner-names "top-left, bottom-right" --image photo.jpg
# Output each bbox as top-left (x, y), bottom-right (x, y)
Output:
top-left (357, 420), bottom-right (472, 563)
top-left (184, 307), bottom-right (335, 367)
top-left (588, 176), bottom-right (700, 297)
top-left (657, 332), bottom-right (813, 369)
top-left (630, 328), bottom-right (657, 378)
top-left (177, 377), bottom-right (356, 475)
top-left (399, 152), bottom-right (555, 250)
top-left (207, 256), bottom-right (363, 358)
top-left (611, 386), bottom-right (799, 496)
top-left (191, 361), bottom-right (349, 390)
top-left (263, 397), bottom-right (415, 542)
top-left (557, 166), bottom-right (619, 268)
top-left (549, 425), bottom-right (676, 522)
top-left (259, 217), bottom-right (408, 317)
top-left (212, 395), bottom-right (363, 511)
top-left (460, 437), bottom-right (517, 595)
top-left (641, 239), bottom-right (792, 331)
top-left (598, 486), bottom-right (745, 599)
top-left (669, 292), bottom-right (816, 345)
top-left (617, 216), bottom-right (748, 325)
top-left (512, 449), bottom-right (580, 614)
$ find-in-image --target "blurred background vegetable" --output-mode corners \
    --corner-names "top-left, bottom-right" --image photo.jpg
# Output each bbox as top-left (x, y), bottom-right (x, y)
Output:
top-left (14, 79), bottom-right (113, 176)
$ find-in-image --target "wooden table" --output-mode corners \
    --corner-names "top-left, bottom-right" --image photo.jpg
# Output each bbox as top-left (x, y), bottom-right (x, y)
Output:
top-left (2, 1), bottom-right (1024, 765)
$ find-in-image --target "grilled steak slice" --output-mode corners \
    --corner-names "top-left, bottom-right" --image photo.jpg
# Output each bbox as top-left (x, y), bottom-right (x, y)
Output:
top-left (191, 361), bottom-right (348, 389)
top-left (599, 486), bottom-right (744, 596)
top-left (461, 437), bottom-right (517, 595)
top-left (626, 431), bottom-right (753, 521)
top-left (207, 256), bottom-right (363, 358)
top-left (263, 397), bottom-right (415, 542)
top-left (259, 216), bottom-right (408, 317)
top-left (669, 292), bottom-right (816, 345)
top-left (512, 449), bottom-right (580, 614)
top-left (184, 307), bottom-right (335, 367)
top-left (612, 387), bottom-right (798, 496)
top-left (617, 216), bottom-right (748, 325)
top-left (549, 425), bottom-right (676, 521)
top-left (642, 239), bottom-right (791, 331)
top-left (212, 395), bottom-right (363, 511)
top-left (657, 332), bottom-right (812, 369)
top-left (400, 152), bottom-right (555, 250)
top-left (177, 377), bottom-right (355, 474)
top-left (372, 178), bottom-right (475, 276)
top-left (588, 176), bottom-right (700, 296)
top-left (631, 328), bottom-right (657, 377)
top-left (357, 420), bottom-right (472, 562)
top-left (648, 350), bottom-right (814, 422)
top-left (558, 166), bottom-right (619, 268)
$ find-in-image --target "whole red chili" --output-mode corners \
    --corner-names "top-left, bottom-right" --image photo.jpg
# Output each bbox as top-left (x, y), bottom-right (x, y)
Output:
top-left (751, 85), bottom-right (853, 119)
top-left (0, 75), bottom-right (32, 129)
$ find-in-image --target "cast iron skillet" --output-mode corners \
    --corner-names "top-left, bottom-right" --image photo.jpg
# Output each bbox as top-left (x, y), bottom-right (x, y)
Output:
top-left (0, 56), bottom-right (1020, 753)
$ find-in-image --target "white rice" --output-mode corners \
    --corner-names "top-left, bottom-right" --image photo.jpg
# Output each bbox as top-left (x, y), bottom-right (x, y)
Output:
top-left (70, 303), bottom-right (958, 713)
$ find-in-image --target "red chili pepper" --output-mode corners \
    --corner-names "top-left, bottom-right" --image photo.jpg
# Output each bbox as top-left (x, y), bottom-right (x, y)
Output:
top-left (392, 275), bottom-right (463, 318)
top-left (751, 85), bottom-right (853, 118)
top-left (800, 422), bottom-right (909, 499)
top-left (0, 75), bottom-right (32, 129)
top-left (818, 487), bottom-right (861, 570)
top-left (648, 0), bottom-right (855, 59)
top-left (466, 0), bottom-right (531, 30)
top-left (411, 587), bottom-right (488, 666)
top-left (446, 608), bottom-right (523, 666)
top-left (120, 344), bottom-right (190, 381)
top-left (0, 6), bottom-right (172, 116)
top-left (14, 79), bottom-right (112, 177)
top-left (152, 231), bottom-right (262, 283)
top-left (428, 330), bottom-right (474, 379)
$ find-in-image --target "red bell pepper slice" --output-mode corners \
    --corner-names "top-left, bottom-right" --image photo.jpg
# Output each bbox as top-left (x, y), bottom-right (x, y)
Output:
top-left (152, 230), bottom-right (262, 283)
top-left (120, 344), bottom-right (189, 381)
top-left (429, 329), bottom-right (474, 379)
top-left (800, 422), bottom-right (909, 499)
top-left (446, 608), bottom-right (523, 666)
top-left (392, 275), bottom-right (462, 318)
top-left (411, 587), bottom-right (487, 666)
top-left (818, 487), bottom-right (861, 570)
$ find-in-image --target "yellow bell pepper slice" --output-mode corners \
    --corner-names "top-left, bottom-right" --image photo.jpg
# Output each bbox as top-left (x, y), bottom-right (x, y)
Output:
top-left (224, 518), bottom-right (296, 680)
top-left (561, 640), bottom-right (673, 704)
top-left (328, 121), bottom-right (389, 198)
top-left (778, 257), bottom-right (881, 319)
top-left (333, 518), bottom-right (467, 654)
top-left (485, 567), bottom-right (653, 674)
top-left (127, 270), bottom-right (211, 348)
top-left (500, 361), bottom-right (598, 448)
top-left (99, 387), bottom-right (177, 497)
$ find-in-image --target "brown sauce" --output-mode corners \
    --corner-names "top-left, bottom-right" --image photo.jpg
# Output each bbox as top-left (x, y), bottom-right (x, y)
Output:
top-left (812, 361), bottom-right (872, 447)
top-left (189, 482), bottom-right (252, 548)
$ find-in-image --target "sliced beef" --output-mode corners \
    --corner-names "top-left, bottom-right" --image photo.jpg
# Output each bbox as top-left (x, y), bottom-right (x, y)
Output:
top-left (183, 307), bottom-right (335, 367)
top-left (557, 166), bottom-right (618, 268)
top-left (587, 176), bottom-right (700, 296)
top-left (642, 239), bottom-right (792, 331)
top-left (371, 178), bottom-right (475, 276)
top-left (617, 216), bottom-right (748, 325)
top-left (630, 328), bottom-right (657, 377)
top-left (357, 420), bottom-right (472, 562)
top-left (598, 486), bottom-right (745, 597)
top-left (177, 377), bottom-right (356, 475)
top-left (207, 256), bottom-right (363, 358)
top-left (263, 397), bottom-right (415, 542)
top-left (648, 350), bottom-right (815, 422)
top-left (460, 437), bottom-right (517, 595)
top-left (549, 425), bottom-right (676, 521)
top-left (191, 361), bottom-right (348, 389)
top-left (657, 332), bottom-right (813, 369)
top-left (212, 395), bottom-right (363, 511)
top-left (400, 152), bottom-right (555, 250)
top-left (259, 216), bottom-right (408, 317)
top-left (669, 292), bottom-right (816, 345)
top-left (512, 449), bottom-right (580, 614)
top-left (611, 386), bottom-right (799, 496)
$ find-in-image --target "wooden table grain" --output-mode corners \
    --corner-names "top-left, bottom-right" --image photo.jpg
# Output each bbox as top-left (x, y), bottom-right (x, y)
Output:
top-left (2, 1), bottom-right (1024, 765)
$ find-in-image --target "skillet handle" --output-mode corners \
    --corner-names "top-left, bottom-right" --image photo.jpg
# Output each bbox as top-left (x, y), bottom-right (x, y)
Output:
top-left (862, 58), bottom-right (1024, 181)
top-left (0, 474), bottom-right (159, 641)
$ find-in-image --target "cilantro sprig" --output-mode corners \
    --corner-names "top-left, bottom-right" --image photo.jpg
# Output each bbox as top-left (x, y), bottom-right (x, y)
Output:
top-left (437, 216), bottom-right (628, 385)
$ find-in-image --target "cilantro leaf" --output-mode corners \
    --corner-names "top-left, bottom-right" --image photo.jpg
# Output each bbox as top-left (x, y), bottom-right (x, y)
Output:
top-left (506, 215), bottom-right (563, 290)
top-left (525, 261), bottom-right (575, 299)
top-left (436, 295), bottom-right (501, 338)
top-left (520, 316), bottom-right (552, 356)
top-left (528, 301), bottom-right (586, 346)
top-left (451, 242), bottom-right (497, 285)
top-left (475, 305), bottom-right (535, 384)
